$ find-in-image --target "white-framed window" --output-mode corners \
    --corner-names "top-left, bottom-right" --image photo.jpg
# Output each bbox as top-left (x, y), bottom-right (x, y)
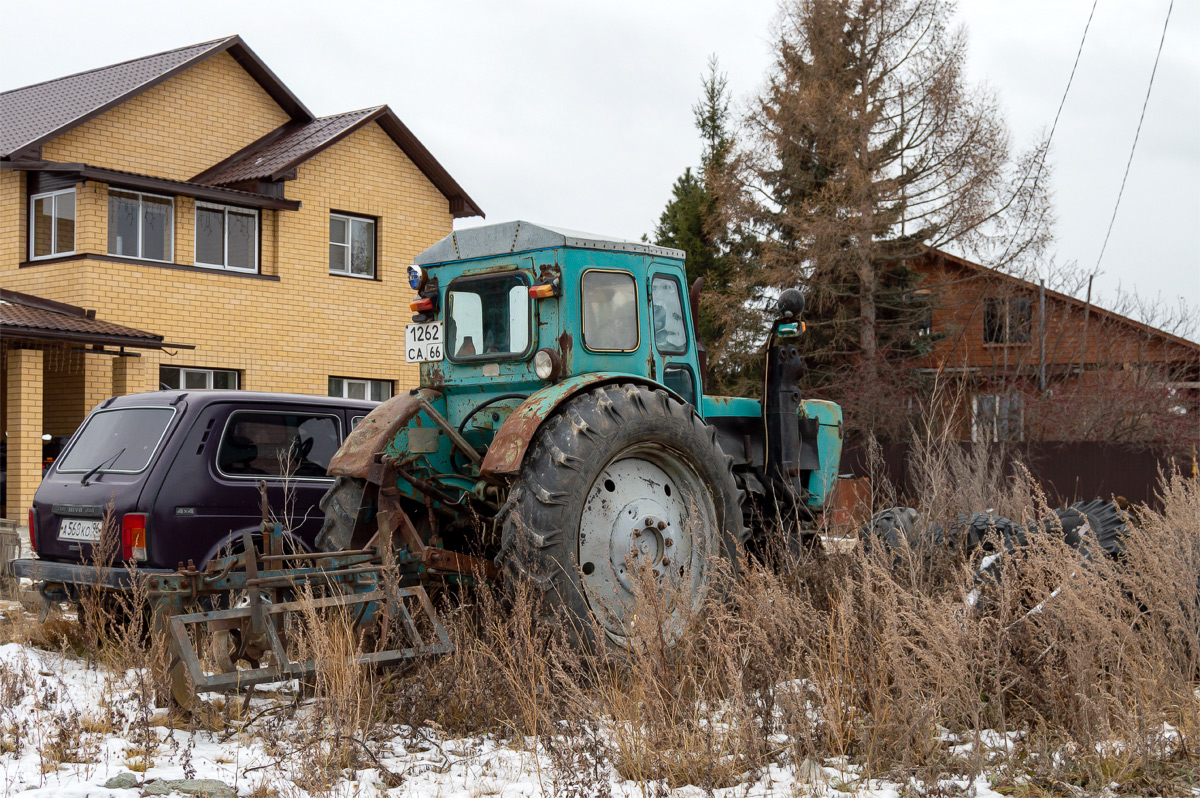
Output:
top-left (195, 202), bottom-right (258, 272)
top-left (972, 393), bottom-right (1024, 443)
top-left (29, 188), bottom-right (76, 259)
top-left (108, 189), bottom-right (174, 262)
top-left (160, 366), bottom-right (239, 391)
top-left (329, 213), bottom-right (376, 278)
top-left (329, 377), bottom-right (392, 402)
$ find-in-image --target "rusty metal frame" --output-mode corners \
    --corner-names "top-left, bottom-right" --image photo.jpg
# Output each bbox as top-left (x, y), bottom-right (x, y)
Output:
top-left (168, 585), bottom-right (451, 694)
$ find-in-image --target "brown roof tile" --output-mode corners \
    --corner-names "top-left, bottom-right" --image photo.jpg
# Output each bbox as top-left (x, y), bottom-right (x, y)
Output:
top-left (0, 36), bottom-right (311, 159)
top-left (0, 38), bottom-right (232, 157)
top-left (0, 290), bottom-right (186, 349)
top-left (1, 37), bottom-right (482, 219)
top-left (197, 107), bottom-right (381, 185)
top-left (194, 105), bottom-right (484, 218)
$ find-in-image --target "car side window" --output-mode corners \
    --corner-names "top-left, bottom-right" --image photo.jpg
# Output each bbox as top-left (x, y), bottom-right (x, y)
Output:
top-left (217, 412), bottom-right (341, 479)
top-left (350, 415), bottom-right (366, 431)
top-left (650, 275), bottom-right (688, 355)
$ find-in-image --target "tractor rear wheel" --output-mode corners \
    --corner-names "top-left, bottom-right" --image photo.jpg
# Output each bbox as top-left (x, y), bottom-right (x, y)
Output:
top-left (497, 383), bottom-right (746, 652)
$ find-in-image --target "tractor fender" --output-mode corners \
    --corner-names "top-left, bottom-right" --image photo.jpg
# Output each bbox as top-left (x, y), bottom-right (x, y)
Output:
top-left (480, 372), bottom-right (685, 478)
top-left (328, 387), bottom-right (443, 478)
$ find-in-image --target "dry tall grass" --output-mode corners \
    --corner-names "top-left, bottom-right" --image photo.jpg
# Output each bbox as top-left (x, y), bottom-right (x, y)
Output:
top-left (388, 451), bottom-right (1199, 794)
top-left (3, 443), bottom-right (1197, 795)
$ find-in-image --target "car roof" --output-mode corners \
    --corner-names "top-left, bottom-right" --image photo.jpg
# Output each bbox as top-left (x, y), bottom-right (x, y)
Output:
top-left (103, 390), bottom-right (379, 411)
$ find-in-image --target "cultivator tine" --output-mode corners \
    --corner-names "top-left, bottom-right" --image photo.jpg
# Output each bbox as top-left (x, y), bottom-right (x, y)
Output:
top-left (393, 596), bottom-right (424, 648)
top-left (414, 584), bottom-right (452, 650)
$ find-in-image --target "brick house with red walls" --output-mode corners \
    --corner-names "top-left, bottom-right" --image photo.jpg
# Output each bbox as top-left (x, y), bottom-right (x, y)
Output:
top-left (907, 250), bottom-right (1199, 445)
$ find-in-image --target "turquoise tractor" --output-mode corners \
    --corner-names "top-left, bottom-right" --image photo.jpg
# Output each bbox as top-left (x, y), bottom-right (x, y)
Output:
top-left (318, 221), bottom-right (844, 649)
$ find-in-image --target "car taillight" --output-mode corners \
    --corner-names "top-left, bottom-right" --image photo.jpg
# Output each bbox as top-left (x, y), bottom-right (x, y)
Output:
top-left (28, 508), bottom-right (37, 555)
top-left (121, 513), bottom-right (148, 562)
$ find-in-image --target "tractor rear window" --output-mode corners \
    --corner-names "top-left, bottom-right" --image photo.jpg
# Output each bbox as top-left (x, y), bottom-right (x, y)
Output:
top-left (447, 274), bottom-right (531, 360)
top-left (582, 270), bottom-right (639, 351)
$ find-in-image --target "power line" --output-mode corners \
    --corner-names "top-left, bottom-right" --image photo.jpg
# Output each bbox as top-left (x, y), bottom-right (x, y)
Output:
top-left (996, 0), bottom-right (1099, 266)
top-left (1094, 0), bottom-right (1174, 271)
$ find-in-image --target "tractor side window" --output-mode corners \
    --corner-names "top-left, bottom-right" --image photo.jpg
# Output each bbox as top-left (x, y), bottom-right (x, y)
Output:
top-left (663, 365), bottom-right (696, 406)
top-left (650, 275), bottom-right (688, 355)
top-left (447, 274), bottom-right (531, 360)
top-left (582, 270), bottom-right (639, 351)
top-left (217, 412), bottom-right (341, 479)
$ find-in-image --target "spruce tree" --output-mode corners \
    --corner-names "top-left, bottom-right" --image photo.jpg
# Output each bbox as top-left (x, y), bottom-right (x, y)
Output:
top-left (652, 56), bottom-right (736, 359)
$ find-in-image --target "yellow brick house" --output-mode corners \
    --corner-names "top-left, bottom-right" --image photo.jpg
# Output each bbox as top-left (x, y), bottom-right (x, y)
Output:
top-left (0, 35), bottom-right (483, 521)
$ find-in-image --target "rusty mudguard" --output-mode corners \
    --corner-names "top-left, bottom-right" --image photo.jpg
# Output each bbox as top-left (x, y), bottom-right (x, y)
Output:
top-left (479, 373), bottom-right (684, 478)
top-left (329, 388), bottom-right (442, 478)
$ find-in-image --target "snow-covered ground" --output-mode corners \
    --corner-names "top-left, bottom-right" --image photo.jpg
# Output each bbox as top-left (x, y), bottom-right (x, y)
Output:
top-left (0, 638), bottom-right (1032, 798)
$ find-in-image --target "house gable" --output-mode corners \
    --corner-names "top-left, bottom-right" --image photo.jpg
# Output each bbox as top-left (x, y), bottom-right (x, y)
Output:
top-left (281, 119), bottom-right (455, 283)
top-left (912, 252), bottom-right (1199, 375)
top-left (41, 50), bottom-right (293, 181)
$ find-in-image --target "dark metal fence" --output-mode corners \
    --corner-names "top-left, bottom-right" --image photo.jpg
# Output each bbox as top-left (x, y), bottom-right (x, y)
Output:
top-left (842, 441), bottom-right (1197, 509)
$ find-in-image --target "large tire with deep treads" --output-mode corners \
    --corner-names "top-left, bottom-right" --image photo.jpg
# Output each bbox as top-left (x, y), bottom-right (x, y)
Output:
top-left (496, 383), bottom-right (746, 652)
top-left (316, 476), bottom-right (368, 552)
top-left (1069, 499), bottom-right (1128, 558)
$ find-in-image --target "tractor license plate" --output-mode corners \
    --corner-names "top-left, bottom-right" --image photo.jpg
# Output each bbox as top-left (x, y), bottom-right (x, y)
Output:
top-left (59, 518), bottom-right (103, 542)
top-left (405, 322), bottom-right (444, 363)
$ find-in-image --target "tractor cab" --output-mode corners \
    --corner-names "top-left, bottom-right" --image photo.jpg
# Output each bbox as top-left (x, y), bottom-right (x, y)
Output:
top-left (406, 221), bottom-right (703, 421)
top-left (396, 221), bottom-right (841, 521)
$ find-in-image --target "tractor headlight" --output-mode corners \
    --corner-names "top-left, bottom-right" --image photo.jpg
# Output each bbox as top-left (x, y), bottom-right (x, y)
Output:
top-left (407, 264), bottom-right (426, 291)
top-left (533, 348), bottom-right (559, 381)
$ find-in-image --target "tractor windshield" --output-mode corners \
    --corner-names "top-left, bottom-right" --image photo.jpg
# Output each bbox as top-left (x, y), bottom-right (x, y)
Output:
top-left (446, 273), bottom-right (531, 360)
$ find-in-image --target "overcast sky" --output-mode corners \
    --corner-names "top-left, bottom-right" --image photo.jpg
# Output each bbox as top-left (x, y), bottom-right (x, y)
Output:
top-left (2, 0), bottom-right (1196, 326)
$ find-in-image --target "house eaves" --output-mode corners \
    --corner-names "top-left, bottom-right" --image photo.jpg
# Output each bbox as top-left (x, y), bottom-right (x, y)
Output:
top-left (2, 160), bottom-right (301, 210)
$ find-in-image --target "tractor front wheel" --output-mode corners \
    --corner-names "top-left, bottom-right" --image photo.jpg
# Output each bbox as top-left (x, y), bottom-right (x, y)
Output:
top-left (497, 383), bottom-right (745, 652)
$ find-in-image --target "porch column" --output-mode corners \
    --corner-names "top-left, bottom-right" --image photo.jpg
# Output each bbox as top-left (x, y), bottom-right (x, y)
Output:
top-left (112, 352), bottom-right (160, 396)
top-left (6, 348), bottom-right (43, 523)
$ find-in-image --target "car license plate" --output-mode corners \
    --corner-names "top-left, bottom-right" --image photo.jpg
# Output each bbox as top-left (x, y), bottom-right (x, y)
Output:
top-left (405, 322), bottom-right (444, 363)
top-left (59, 518), bottom-right (103, 542)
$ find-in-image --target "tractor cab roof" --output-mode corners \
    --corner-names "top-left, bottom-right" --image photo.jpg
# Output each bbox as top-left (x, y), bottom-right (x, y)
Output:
top-left (414, 220), bottom-right (685, 266)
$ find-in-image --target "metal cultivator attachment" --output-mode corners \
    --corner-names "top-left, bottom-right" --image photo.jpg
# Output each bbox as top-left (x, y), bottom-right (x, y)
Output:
top-left (162, 484), bottom-right (452, 711)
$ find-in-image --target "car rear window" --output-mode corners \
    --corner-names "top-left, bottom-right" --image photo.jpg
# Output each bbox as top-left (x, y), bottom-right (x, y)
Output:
top-left (217, 411), bottom-right (341, 479)
top-left (55, 406), bottom-right (177, 474)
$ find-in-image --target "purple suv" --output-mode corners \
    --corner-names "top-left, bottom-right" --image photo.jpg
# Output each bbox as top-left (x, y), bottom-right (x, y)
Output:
top-left (12, 390), bottom-right (375, 596)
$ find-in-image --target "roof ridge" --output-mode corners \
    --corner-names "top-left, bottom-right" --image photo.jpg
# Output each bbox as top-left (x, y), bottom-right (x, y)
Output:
top-left (0, 36), bottom-right (236, 98)
top-left (315, 105), bottom-right (385, 120)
